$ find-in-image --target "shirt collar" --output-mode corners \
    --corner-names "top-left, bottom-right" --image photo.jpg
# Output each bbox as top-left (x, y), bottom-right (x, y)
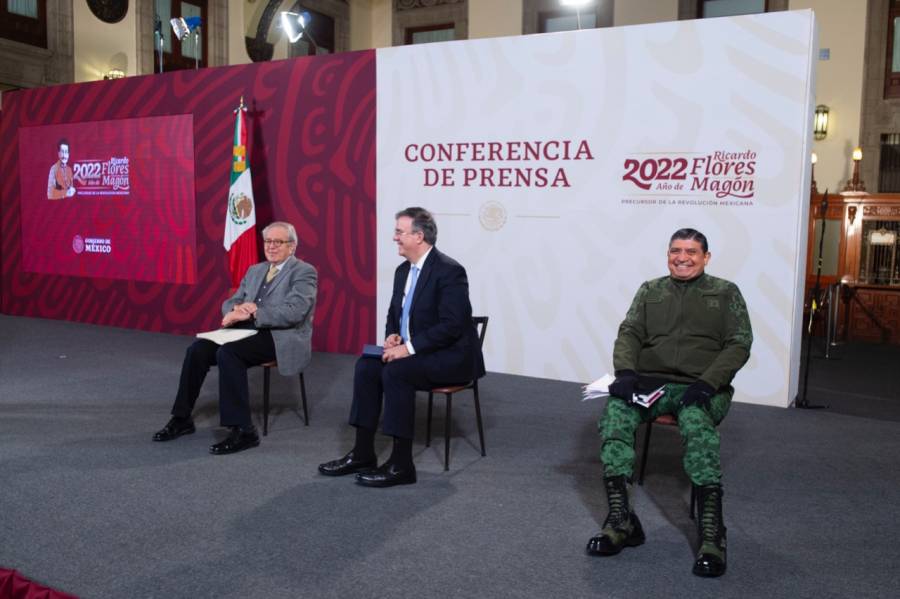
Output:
top-left (268, 257), bottom-right (291, 271)
top-left (669, 272), bottom-right (706, 285)
top-left (411, 247), bottom-right (432, 271)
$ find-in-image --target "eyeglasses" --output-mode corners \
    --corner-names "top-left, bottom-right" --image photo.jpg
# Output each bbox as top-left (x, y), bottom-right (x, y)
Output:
top-left (394, 229), bottom-right (421, 237)
top-left (263, 238), bottom-right (293, 247)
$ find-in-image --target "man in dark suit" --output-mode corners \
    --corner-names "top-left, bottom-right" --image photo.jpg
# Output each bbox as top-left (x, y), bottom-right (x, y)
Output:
top-left (153, 221), bottom-right (317, 455)
top-left (318, 207), bottom-right (484, 487)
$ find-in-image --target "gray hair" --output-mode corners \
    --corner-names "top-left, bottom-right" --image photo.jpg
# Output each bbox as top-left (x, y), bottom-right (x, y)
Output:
top-left (263, 221), bottom-right (298, 246)
top-left (395, 207), bottom-right (437, 245)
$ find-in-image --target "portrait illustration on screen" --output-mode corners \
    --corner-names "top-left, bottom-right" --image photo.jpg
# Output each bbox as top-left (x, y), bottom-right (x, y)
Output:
top-left (47, 138), bottom-right (76, 200)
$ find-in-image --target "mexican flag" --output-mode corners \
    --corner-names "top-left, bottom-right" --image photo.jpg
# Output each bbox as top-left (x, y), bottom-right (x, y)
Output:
top-left (224, 97), bottom-right (258, 288)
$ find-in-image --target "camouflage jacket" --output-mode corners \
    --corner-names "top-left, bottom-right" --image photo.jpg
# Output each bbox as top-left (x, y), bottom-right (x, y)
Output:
top-left (613, 273), bottom-right (753, 390)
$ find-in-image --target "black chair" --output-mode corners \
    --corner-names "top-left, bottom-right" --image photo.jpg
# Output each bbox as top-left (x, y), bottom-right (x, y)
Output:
top-left (424, 316), bottom-right (488, 471)
top-left (637, 413), bottom-right (695, 519)
top-left (259, 361), bottom-right (309, 436)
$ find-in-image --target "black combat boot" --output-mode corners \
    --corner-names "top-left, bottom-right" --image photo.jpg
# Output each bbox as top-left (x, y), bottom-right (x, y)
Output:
top-left (586, 475), bottom-right (646, 555)
top-left (693, 483), bottom-right (727, 577)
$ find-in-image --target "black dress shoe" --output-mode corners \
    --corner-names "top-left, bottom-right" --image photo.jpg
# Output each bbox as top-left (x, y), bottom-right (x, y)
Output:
top-left (318, 451), bottom-right (377, 476)
top-left (153, 417), bottom-right (195, 442)
top-left (209, 427), bottom-right (260, 455)
top-left (586, 512), bottom-right (646, 556)
top-left (693, 550), bottom-right (727, 578)
top-left (355, 462), bottom-right (416, 487)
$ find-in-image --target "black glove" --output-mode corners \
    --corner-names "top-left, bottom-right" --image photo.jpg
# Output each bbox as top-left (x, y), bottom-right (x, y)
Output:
top-left (608, 370), bottom-right (638, 403)
top-left (681, 381), bottom-right (716, 409)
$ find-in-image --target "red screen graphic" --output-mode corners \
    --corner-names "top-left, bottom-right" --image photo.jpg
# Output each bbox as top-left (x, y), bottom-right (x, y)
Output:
top-left (18, 115), bottom-right (197, 284)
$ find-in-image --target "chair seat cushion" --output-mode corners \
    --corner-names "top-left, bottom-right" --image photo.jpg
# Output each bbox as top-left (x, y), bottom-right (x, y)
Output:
top-left (431, 383), bottom-right (472, 394)
top-left (654, 414), bottom-right (678, 426)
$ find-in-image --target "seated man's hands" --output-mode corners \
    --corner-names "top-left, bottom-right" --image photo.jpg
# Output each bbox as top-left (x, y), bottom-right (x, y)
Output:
top-left (680, 380), bottom-right (716, 409)
top-left (382, 343), bottom-right (410, 363)
top-left (221, 310), bottom-right (249, 327)
top-left (221, 302), bottom-right (257, 327)
top-left (234, 302), bottom-right (258, 316)
top-left (384, 333), bottom-right (403, 349)
top-left (608, 370), bottom-right (638, 403)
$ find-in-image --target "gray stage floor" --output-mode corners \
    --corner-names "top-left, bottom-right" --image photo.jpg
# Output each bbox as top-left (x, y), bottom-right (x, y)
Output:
top-left (1, 315), bottom-right (898, 598)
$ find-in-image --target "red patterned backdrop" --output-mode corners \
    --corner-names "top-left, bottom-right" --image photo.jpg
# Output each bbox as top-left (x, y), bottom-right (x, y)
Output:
top-left (0, 52), bottom-right (377, 353)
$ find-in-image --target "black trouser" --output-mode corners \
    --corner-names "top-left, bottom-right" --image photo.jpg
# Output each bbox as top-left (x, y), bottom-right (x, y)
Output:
top-left (349, 354), bottom-right (442, 440)
top-left (171, 330), bottom-right (276, 428)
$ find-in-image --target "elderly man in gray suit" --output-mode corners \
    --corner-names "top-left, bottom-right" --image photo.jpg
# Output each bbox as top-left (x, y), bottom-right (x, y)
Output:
top-left (153, 221), bottom-right (317, 454)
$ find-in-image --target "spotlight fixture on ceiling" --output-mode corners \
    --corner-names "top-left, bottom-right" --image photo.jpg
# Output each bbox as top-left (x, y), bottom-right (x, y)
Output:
top-left (171, 16), bottom-right (202, 42)
top-left (560, 0), bottom-right (595, 30)
top-left (154, 13), bottom-right (164, 73)
top-left (171, 16), bottom-right (203, 69)
top-left (281, 11), bottom-right (312, 44)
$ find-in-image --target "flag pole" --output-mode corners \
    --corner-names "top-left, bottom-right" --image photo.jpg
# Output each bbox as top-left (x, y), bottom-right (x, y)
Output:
top-left (225, 95), bottom-right (258, 289)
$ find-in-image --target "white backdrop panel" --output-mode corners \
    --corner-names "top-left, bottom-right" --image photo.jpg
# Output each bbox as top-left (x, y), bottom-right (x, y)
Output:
top-left (376, 11), bottom-right (816, 407)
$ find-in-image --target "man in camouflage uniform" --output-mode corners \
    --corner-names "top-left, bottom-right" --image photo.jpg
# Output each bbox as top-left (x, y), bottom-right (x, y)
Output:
top-left (586, 228), bottom-right (752, 578)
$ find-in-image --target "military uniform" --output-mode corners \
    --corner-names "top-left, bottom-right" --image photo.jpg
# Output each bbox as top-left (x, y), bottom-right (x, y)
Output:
top-left (599, 272), bottom-right (752, 485)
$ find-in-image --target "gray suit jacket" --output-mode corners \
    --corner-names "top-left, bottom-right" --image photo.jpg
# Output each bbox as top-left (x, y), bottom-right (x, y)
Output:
top-left (221, 255), bottom-right (318, 376)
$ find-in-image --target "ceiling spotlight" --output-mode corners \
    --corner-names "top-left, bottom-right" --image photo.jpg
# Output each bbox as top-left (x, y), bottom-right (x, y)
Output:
top-left (171, 16), bottom-right (202, 41)
top-left (559, 0), bottom-right (594, 30)
top-left (281, 11), bottom-right (311, 43)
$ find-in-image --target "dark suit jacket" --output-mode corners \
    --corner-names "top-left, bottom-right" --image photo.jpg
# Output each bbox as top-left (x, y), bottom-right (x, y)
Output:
top-left (386, 247), bottom-right (485, 384)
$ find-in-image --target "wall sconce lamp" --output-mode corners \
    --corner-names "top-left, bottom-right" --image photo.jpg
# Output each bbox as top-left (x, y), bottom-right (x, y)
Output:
top-left (844, 146), bottom-right (866, 192)
top-left (813, 105), bottom-right (829, 140)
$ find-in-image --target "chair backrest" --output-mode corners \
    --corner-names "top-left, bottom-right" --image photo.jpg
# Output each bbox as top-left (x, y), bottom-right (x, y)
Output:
top-left (473, 316), bottom-right (488, 348)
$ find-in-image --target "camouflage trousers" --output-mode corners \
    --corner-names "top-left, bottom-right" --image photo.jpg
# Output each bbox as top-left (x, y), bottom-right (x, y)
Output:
top-left (598, 383), bottom-right (731, 486)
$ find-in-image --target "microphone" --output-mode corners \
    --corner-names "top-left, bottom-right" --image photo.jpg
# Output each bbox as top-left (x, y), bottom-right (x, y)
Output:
top-left (820, 189), bottom-right (829, 213)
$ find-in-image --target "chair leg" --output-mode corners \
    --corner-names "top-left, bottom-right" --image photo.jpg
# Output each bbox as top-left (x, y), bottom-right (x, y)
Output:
top-left (473, 381), bottom-right (486, 457)
top-left (443, 392), bottom-right (452, 471)
top-left (299, 372), bottom-right (309, 426)
top-left (689, 484), bottom-right (696, 520)
top-left (263, 366), bottom-right (271, 437)
top-left (426, 392), bottom-right (434, 448)
top-left (637, 420), bottom-right (653, 485)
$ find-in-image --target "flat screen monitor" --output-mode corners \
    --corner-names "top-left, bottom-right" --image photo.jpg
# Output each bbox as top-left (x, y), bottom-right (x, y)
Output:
top-left (18, 114), bottom-right (197, 284)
